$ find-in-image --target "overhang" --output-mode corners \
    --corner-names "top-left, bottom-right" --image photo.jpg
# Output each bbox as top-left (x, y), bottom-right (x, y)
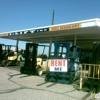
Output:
top-left (0, 18), bottom-right (100, 48)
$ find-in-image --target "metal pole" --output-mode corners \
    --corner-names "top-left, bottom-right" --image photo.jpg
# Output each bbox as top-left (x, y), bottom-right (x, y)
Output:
top-left (73, 35), bottom-right (77, 57)
top-left (49, 37), bottom-right (52, 58)
top-left (52, 10), bottom-right (55, 25)
top-left (74, 35), bottom-right (77, 46)
top-left (16, 39), bottom-right (19, 52)
top-left (48, 10), bottom-right (55, 58)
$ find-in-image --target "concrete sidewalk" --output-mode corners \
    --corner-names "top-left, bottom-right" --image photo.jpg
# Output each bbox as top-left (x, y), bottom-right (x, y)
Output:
top-left (0, 66), bottom-right (90, 100)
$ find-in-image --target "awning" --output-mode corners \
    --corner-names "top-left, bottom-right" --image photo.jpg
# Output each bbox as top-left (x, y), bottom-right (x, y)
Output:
top-left (0, 18), bottom-right (100, 48)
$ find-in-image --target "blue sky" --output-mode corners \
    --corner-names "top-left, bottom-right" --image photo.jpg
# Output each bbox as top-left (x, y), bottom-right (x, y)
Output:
top-left (0, 0), bottom-right (100, 51)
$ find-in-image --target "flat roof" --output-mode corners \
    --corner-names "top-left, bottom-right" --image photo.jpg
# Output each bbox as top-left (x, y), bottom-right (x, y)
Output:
top-left (0, 18), bottom-right (100, 48)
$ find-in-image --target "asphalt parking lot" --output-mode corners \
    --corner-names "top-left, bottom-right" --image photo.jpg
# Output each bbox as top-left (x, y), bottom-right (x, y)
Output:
top-left (0, 64), bottom-right (95, 100)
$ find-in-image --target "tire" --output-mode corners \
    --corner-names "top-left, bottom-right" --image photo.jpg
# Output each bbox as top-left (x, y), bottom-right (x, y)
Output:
top-left (36, 68), bottom-right (43, 76)
top-left (2, 60), bottom-right (9, 67)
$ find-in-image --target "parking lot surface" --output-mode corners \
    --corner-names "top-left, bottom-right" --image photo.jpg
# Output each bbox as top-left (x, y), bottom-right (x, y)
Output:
top-left (0, 65), bottom-right (92, 100)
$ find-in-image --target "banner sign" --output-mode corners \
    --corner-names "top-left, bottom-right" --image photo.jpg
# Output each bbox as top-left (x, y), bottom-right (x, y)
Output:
top-left (50, 59), bottom-right (67, 72)
top-left (8, 28), bottom-right (49, 36)
top-left (34, 28), bottom-right (49, 33)
top-left (49, 23), bottom-right (81, 31)
top-left (0, 33), bottom-right (8, 37)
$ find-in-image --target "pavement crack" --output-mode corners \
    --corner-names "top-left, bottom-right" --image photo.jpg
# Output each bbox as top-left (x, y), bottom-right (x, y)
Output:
top-left (0, 86), bottom-right (80, 99)
top-left (4, 73), bottom-right (80, 100)
top-left (7, 73), bottom-right (24, 87)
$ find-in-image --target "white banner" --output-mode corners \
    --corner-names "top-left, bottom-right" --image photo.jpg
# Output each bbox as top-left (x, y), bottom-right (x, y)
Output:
top-left (50, 59), bottom-right (67, 72)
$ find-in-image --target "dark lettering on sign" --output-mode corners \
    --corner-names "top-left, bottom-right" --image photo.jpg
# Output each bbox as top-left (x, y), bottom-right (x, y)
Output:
top-left (8, 28), bottom-right (49, 36)
top-left (15, 32), bottom-right (20, 35)
top-left (10, 32), bottom-right (15, 35)
top-left (55, 67), bottom-right (59, 71)
top-left (26, 31), bottom-right (32, 34)
top-left (34, 28), bottom-right (49, 33)
top-left (54, 67), bottom-right (62, 71)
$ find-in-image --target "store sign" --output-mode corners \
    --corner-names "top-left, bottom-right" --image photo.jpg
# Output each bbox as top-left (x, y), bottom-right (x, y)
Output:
top-left (34, 28), bottom-right (49, 33)
top-left (50, 59), bottom-right (67, 72)
top-left (8, 28), bottom-right (49, 36)
top-left (49, 23), bottom-right (81, 31)
top-left (49, 26), bottom-right (59, 31)
top-left (0, 33), bottom-right (8, 37)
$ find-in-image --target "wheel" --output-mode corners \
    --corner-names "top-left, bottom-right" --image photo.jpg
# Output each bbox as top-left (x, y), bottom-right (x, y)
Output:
top-left (2, 60), bottom-right (9, 67)
top-left (36, 68), bottom-right (43, 76)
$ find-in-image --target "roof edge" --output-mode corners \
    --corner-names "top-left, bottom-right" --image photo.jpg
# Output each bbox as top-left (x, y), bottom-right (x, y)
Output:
top-left (0, 18), bottom-right (100, 34)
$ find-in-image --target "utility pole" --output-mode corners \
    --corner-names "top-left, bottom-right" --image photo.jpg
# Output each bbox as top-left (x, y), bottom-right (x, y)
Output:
top-left (52, 10), bottom-right (55, 25)
top-left (49, 10), bottom-right (55, 58)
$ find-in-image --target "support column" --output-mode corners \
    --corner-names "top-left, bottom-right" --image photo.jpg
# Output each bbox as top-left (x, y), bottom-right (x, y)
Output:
top-left (46, 36), bottom-right (52, 77)
top-left (73, 35), bottom-right (77, 57)
top-left (74, 35), bottom-right (77, 46)
top-left (48, 36), bottom-right (52, 58)
top-left (16, 39), bottom-right (19, 52)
